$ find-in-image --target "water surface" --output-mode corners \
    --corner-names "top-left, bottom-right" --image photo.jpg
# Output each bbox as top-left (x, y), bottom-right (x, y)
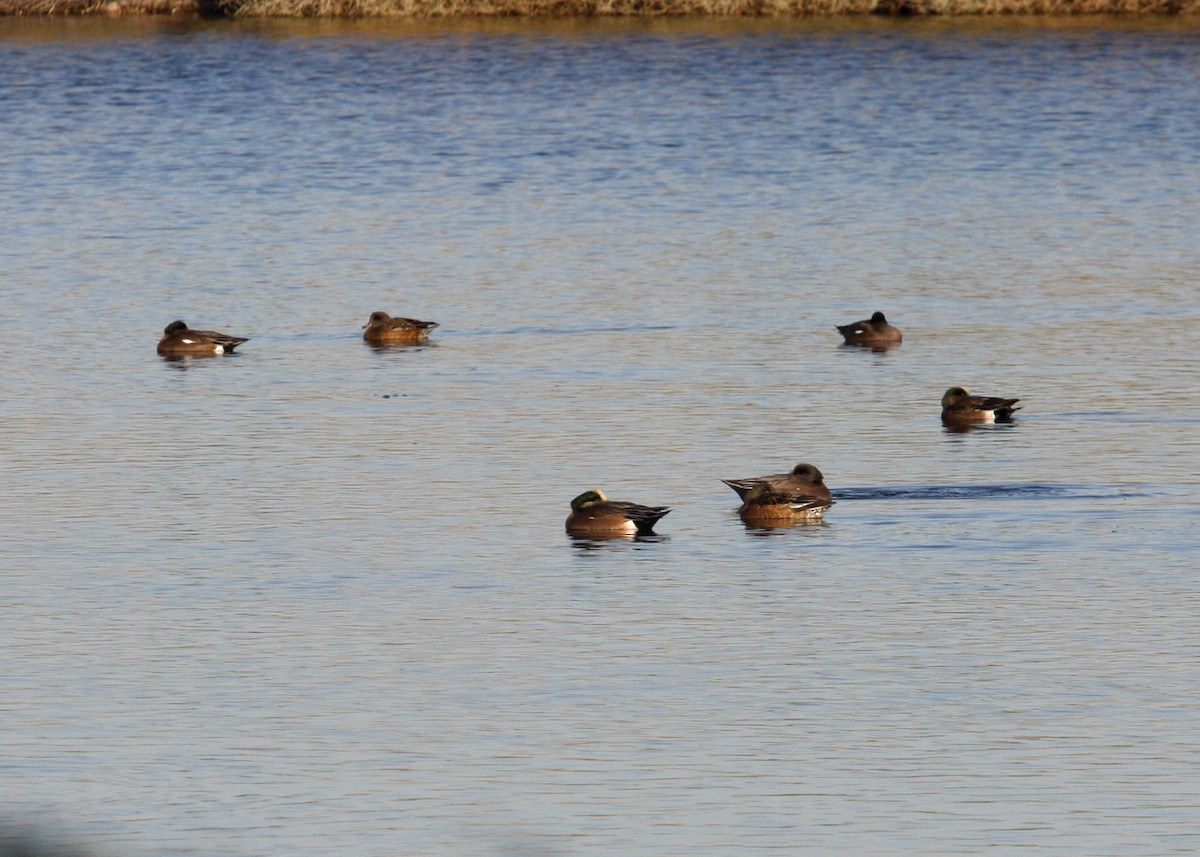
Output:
top-left (1, 16), bottom-right (1199, 856)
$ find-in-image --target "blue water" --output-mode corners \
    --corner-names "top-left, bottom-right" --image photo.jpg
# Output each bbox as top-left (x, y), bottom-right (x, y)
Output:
top-left (1, 16), bottom-right (1199, 856)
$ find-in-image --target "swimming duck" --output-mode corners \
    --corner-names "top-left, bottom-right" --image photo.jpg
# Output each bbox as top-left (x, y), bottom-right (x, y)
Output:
top-left (362, 311), bottom-right (439, 345)
top-left (157, 320), bottom-right (249, 358)
top-left (565, 489), bottom-right (672, 538)
top-left (941, 385), bottom-right (1021, 426)
top-left (836, 311), bottom-right (902, 347)
top-left (738, 481), bottom-right (834, 526)
top-left (722, 462), bottom-right (832, 504)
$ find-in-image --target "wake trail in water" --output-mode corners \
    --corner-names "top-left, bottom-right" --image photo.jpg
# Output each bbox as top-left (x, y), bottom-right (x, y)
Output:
top-left (832, 484), bottom-right (1148, 502)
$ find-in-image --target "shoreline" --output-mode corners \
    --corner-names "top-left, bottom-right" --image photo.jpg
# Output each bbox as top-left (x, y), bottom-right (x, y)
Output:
top-left (3, 0), bottom-right (1198, 16)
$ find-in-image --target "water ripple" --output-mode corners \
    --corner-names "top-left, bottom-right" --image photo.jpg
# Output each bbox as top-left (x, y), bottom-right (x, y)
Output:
top-left (833, 483), bottom-right (1148, 502)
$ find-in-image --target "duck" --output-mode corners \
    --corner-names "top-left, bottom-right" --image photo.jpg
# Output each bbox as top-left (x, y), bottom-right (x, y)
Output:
top-left (721, 462), bottom-right (832, 504)
top-left (565, 489), bottom-right (672, 538)
top-left (362, 311), bottom-right (439, 345)
top-left (738, 481), bottom-right (834, 526)
top-left (157, 320), bottom-right (249, 358)
top-left (941, 385), bottom-right (1021, 426)
top-left (836, 311), bottom-right (902, 347)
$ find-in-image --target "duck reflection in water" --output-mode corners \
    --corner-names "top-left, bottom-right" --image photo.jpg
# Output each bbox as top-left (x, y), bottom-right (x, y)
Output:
top-left (569, 532), bottom-right (672, 550)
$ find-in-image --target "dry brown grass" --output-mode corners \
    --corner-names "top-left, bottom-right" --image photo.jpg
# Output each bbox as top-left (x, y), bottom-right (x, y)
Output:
top-left (2, 0), bottom-right (1198, 19)
top-left (0, 0), bottom-right (216, 12)
top-left (233, 0), bottom-right (1200, 12)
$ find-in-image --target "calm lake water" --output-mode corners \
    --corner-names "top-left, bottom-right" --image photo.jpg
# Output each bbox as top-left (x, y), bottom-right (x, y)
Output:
top-left (2, 14), bottom-right (1199, 856)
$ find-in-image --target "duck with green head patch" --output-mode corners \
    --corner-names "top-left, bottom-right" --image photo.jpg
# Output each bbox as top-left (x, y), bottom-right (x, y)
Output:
top-left (565, 489), bottom-right (672, 537)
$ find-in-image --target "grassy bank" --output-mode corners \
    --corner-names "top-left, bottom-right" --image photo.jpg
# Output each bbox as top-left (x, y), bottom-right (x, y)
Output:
top-left (3, 0), bottom-right (1197, 18)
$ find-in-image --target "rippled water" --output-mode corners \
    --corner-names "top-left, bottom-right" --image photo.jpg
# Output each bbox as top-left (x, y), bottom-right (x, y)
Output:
top-left (2, 15), bottom-right (1199, 856)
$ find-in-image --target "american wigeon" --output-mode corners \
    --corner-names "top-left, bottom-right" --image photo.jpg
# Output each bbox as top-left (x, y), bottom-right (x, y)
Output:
top-left (722, 462), bottom-right (832, 504)
top-left (836, 311), bottom-right (902, 347)
top-left (941, 385), bottom-right (1021, 426)
top-left (565, 489), bottom-right (672, 538)
top-left (157, 320), bottom-right (249, 358)
top-left (362, 311), bottom-right (439, 345)
top-left (738, 481), bottom-right (833, 526)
